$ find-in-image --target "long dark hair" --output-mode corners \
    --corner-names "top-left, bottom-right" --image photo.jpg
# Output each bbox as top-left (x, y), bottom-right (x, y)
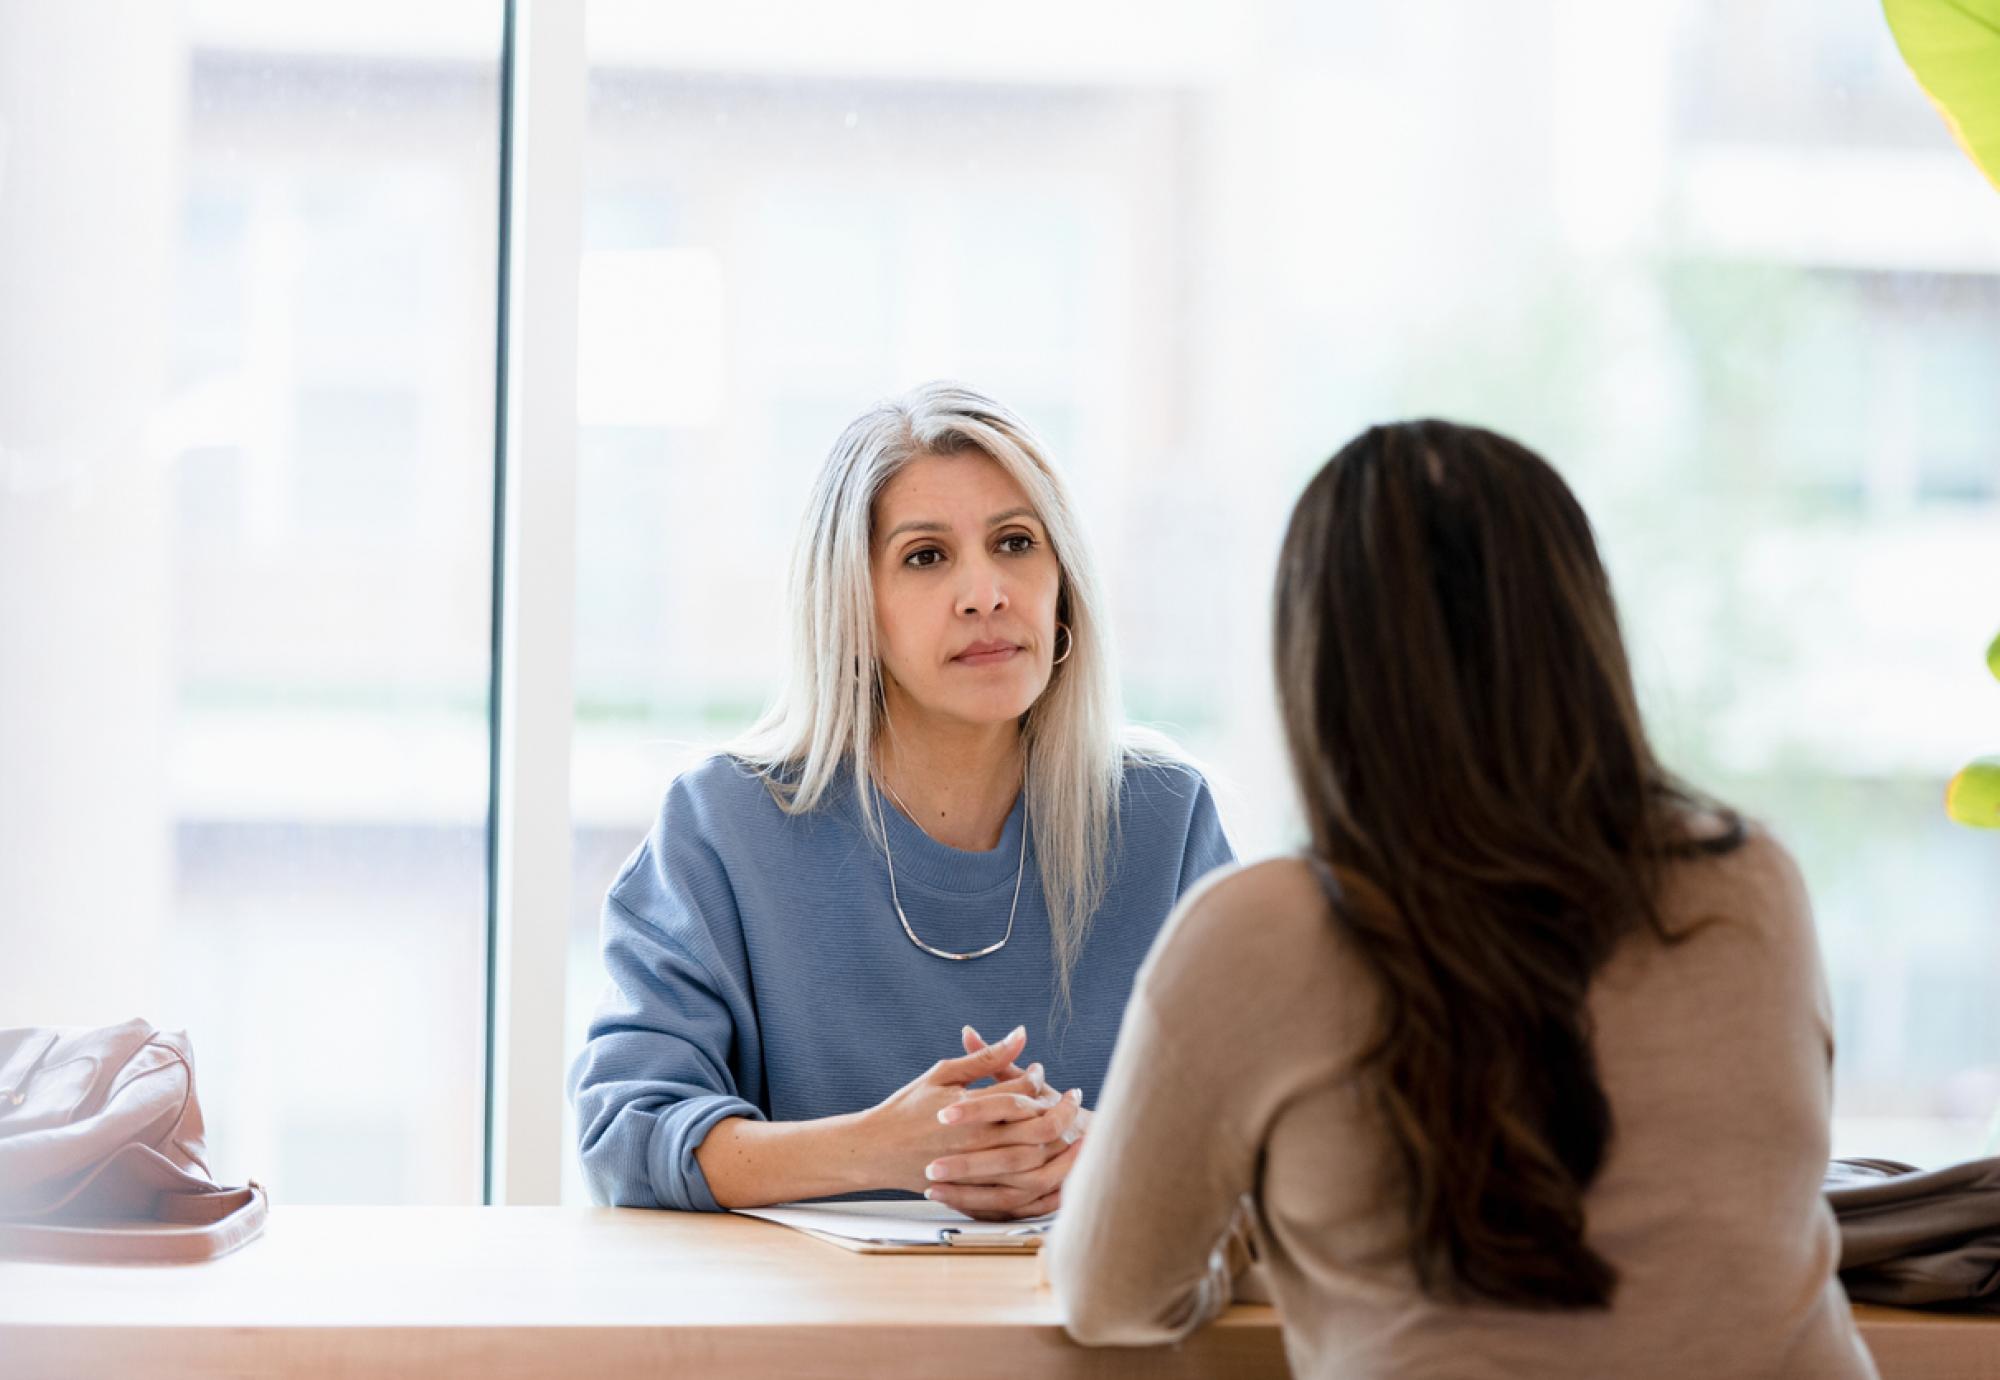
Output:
top-left (1272, 419), bottom-right (1741, 1310)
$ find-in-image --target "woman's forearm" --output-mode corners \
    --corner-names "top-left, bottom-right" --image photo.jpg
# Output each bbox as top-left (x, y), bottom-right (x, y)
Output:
top-left (695, 1111), bottom-right (884, 1208)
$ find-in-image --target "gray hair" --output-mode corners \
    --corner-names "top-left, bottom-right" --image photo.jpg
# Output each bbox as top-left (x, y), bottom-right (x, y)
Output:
top-left (731, 380), bottom-right (1157, 1002)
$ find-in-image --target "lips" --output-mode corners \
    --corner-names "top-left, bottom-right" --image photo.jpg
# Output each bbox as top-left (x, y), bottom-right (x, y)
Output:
top-left (953, 640), bottom-right (1021, 667)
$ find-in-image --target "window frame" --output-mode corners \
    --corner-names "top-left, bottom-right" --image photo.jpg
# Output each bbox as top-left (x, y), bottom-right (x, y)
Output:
top-left (484, 0), bottom-right (585, 1206)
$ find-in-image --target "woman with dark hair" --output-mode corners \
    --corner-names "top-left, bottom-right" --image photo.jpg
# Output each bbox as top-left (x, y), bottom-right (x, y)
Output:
top-left (1046, 421), bottom-right (1876, 1377)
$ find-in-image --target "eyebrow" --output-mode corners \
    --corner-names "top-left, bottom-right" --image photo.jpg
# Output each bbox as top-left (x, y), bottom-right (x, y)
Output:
top-left (880, 507), bottom-right (1043, 544)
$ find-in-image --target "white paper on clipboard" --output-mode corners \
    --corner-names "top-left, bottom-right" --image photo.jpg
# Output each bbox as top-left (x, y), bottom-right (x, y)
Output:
top-left (734, 1198), bottom-right (1056, 1253)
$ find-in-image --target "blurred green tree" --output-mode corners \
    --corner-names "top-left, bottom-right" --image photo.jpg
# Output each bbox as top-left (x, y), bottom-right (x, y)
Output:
top-left (1886, 1), bottom-right (2000, 830)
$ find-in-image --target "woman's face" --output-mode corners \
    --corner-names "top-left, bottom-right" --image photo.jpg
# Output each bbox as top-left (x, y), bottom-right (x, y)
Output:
top-left (870, 450), bottom-right (1062, 733)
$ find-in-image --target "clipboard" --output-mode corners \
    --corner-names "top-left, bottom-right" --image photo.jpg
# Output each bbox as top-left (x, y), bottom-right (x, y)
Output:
top-left (733, 1198), bottom-right (1054, 1254)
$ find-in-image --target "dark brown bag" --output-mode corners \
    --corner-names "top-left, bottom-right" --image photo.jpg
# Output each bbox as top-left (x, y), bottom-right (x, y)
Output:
top-left (0, 1018), bottom-right (266, 1263)
top-left (1825, 1155), bottom-right (2000, 1310)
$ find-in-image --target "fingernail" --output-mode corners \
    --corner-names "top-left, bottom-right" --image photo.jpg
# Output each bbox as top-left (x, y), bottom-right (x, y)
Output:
top-left (1069, 1088), bottom-right (1083, 1101)
top-left (937, 1107), bottom-right (960, 1125)
top-left (925, 1162), bottom-right (947, 1181)
top-left (1008, 1025), bottom-right (1026, 1043)
top-left (924, 1188), bottom-right (938, 1201)
top-left (962, 1024), bottom-right (977, 1040)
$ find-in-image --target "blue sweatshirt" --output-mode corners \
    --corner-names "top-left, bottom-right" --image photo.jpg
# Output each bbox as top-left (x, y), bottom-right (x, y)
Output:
top-left (569, 751), bottom-right (1234, 1211)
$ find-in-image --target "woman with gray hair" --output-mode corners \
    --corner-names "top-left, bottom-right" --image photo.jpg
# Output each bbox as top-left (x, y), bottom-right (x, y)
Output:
top-left (569, 381), bottom-right (1232, 1218)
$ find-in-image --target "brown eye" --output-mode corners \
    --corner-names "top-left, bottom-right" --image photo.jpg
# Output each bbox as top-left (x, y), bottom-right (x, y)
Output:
top-left (998, 532), bottom-right (1037, 555)
top-left (904, 547), bottom-right (945, 569)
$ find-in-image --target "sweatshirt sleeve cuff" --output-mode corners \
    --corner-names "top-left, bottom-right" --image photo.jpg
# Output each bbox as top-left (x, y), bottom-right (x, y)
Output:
top-left (647, 1093), bottom-right (766, 1212)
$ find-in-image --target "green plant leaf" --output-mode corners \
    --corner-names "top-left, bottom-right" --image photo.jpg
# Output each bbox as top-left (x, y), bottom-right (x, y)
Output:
top-left (1884, 0), bottom-right (2000, 193)
top-left (1947, 756), bottom-right (2000, 828)
top-left (1988, 626), bottom-right (2000, 682)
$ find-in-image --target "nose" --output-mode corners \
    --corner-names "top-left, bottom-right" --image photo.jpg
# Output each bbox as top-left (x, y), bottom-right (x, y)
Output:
top-left (957, 552), bottom-right (1009, 618)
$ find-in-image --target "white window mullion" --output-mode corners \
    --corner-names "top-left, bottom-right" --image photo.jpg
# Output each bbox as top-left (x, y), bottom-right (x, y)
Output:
top-left (490, 0), bottom-right (585, 1207)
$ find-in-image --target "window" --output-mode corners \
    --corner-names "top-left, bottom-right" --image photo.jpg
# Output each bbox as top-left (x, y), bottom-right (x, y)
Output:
top-left (0, 2), bottom-right (503, 1203)
top-left (563, 0), bottom-right (2000, 1193)
top-left (6, 2), bottom-right (1993, 1209)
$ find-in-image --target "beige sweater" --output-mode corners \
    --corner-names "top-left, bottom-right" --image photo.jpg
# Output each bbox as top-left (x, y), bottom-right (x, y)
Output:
top-left (1047, 828), bottom-right (1879, 1379)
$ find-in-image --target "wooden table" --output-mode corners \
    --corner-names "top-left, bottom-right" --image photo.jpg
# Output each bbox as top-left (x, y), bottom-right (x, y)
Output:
top-left (0, 1207), bottom-right (1992, 1379)
top-left (1855, 1304), bottom-right (2000, 1380)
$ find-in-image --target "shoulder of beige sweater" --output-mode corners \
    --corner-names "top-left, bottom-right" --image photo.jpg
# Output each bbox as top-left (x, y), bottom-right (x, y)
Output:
top-left (1660, 816), bottom-right (1817, 948)
top-left (1139, 857), bottom-right (1371, 1034)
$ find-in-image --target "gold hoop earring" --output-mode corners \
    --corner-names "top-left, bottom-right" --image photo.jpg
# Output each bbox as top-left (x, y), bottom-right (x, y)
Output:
top-left (1051, 623), bottom-right (1073, 666)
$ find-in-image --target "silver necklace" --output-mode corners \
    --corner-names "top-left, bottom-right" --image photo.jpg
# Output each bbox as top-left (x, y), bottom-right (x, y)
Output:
top-left (874, 768), bottom-right (1027, 962)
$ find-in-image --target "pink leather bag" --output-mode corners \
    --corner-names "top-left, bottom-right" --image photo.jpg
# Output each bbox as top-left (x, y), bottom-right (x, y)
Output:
top-left (0, 1019), bottom-right (266, 1263)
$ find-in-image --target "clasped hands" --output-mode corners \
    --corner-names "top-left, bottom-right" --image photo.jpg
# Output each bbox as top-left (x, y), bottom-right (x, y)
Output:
top-left (865, 1023), bottom-right (1091, 1220)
